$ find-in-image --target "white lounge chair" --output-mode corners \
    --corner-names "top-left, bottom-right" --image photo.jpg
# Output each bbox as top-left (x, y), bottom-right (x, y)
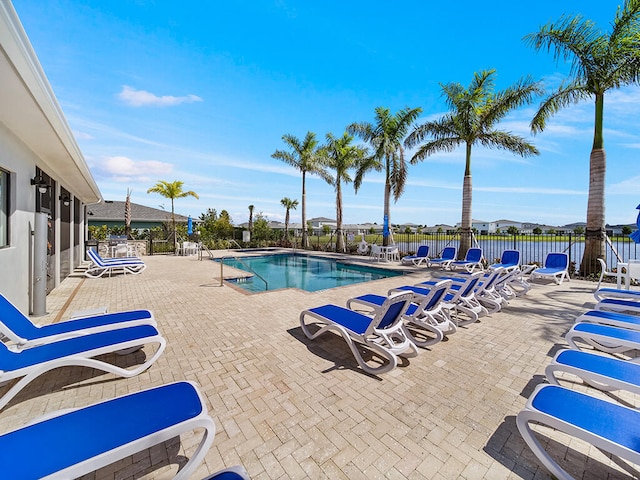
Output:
top-left (518, 383), bottom-right (640, 480)
top-left (577, 309), bottom-right (640, 331)
top-left (300, 291), bottom-right (418, 374)
top-left (530, 252), bottom-right (569, 284)
top-left (596, 258), bottom-right (618, 290)
top-left (595, 297), bottom-right (640, 315)
top-left (347, 279), bottom-right (453, 347)
top-left (565, 322), bottom-right (640, 358)
top-left (0, 293), bottom-right (155, 347)
top-left (0, 324), bottom-right (165, 411)
top-left (489, 249), bottom-right (521, 271)
top-left (86, 249), bottom-right (146, 278)
top-left (401, 245), bottom-right (430, 266)
top-left (0, 381), bottom-right (219, 480)
top-left (594, 286), bottom-right (640, 303)
top-left (449, 247), bottom-right (483, 273)
top-left (426, 246), bottom-right (457, 270)
top-left (546, 348), bottom-right (640, 396)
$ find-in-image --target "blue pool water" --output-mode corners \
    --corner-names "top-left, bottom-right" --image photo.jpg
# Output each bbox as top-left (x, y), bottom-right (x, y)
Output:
top-left (219, 254), bottom-right (402, 293)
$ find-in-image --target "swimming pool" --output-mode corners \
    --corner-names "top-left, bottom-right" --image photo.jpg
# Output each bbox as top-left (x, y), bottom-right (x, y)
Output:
top-left (219, 254), bottom-right (402, 293)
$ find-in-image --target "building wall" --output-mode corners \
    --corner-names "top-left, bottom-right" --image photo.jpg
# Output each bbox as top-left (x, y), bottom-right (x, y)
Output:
top-left (0, 123), bottom-right (39, 311)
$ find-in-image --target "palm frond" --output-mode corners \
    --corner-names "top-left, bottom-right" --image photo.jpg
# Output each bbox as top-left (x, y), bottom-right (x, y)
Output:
top-left (530, 82), bottom-right (591, 133)
top-left (480, 76), bottom-right (544, 128)
top-left (477, 131), bottom-right (539, 157)
top-left (410, 138), bottom-right (463, 163)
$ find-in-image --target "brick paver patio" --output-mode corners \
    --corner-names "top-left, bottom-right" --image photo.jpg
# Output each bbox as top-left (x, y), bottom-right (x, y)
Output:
top-left (1, 252), bottom-right (635, 479)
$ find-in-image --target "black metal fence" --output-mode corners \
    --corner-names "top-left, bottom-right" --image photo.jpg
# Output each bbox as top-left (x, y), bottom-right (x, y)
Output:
top-left (347, 231), bottom-right (638, 274)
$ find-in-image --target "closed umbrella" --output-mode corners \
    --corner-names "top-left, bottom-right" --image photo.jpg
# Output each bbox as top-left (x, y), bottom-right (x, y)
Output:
top-left (187, 215), bottom-right (193, 236)
top-left (630, 204), bottom-right (640, 243)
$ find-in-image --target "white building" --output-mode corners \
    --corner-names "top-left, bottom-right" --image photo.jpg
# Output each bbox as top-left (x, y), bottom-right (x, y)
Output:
top-left (0, 3), bottom-right (101, 312)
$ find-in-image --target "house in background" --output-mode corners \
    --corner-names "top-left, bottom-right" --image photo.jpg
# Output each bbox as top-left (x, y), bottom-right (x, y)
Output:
top-left (0, 2), bottom-right (101, 312)
top-left (87, 200), bottom-right (190, 232)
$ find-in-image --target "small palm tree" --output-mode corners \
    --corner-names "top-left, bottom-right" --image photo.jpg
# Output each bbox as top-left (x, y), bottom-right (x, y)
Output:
top-left (320, 132), bottom-right (369, 252)
top-left (280, 197), bottom-right (298, 246)
top-left (524, 1), bottom-right (640, 275)
top-left (248, 205), bottom-right (254, 234)
top-left (406, 70), bottom-right (541, 258)
top-left (146, 180), bottom-right (199, 250)
top-left (272, 132), bottom-right (328, 249)
top-left (348, 106), bottom-right (422, 246)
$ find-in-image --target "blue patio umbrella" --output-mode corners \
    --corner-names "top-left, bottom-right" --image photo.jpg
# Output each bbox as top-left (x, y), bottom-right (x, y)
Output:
top-left (187, 215), bottom-right (193, 235)
top-left (383, 214), bottom-right (389, 238)
top-left (630, 204), bottom-right (640, 243)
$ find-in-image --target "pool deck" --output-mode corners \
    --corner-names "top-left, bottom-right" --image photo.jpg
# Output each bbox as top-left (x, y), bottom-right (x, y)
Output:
top-left (2, 250), bottom-right (636, 479)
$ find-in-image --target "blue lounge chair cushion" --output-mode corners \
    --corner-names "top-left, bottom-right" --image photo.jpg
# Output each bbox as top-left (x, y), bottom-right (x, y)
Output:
top-left (306, 305), bottom-right (373, 335)
top-left (580, 310), bottom-right (640, 329)
top-left (350, 294), bottom-right (419, 317)
top-left (0, 325), bottom-right (159, 372)
top-left (553, 349), bottom-right (640, 387)
top-left (0, 382), bottom-right (204, 479)
top-left (599, 298), bottom-right (640, 311)
top-left (529, 384), bottom-right (640, 453)
top-left (572, 322), bottom-right (640, 343)
top-left (0, 294), bottom-right (152, 341)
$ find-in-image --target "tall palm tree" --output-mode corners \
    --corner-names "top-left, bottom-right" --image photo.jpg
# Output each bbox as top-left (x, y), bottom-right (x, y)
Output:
top-left (272, 132), bottom-right (328, 249)
top-left (320, 132), bottom-right (369, 252)
top-left (280, 197), bottom-right (298, 246)
top-left (524, 1), bottom-right (640, 275)
top-left (348, 106), bottom-right (422, 246)
top-left (146, 180), bottom-right (199, 250)
top-left (406, 70), bottom-right (541, 259)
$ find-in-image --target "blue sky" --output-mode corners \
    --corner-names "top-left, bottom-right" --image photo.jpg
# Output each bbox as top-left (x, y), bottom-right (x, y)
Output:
top-left (13, 0), bottom-right (640, 227)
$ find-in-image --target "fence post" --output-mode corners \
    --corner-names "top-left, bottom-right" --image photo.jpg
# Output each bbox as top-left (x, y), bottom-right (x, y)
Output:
top-left (568, 232), bottom-right (573, 277)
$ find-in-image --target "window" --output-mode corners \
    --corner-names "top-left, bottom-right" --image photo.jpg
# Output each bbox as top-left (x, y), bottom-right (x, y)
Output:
top-left (0, 169), bottom-right (8, 247)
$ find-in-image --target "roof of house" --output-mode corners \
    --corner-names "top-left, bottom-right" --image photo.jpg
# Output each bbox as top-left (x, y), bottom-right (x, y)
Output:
top-left (87, 200), bottom-right (190, 223)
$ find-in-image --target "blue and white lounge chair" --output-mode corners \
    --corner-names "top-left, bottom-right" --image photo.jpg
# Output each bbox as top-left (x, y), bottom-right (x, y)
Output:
top-left (595, 297), bottom-right (640, 315)
top-left (518, 384), bottom-right (640, 480)
top-left (347, 279), bottom-right (453, 346)
top-left (489, 249), bottom-right (520, 271)
top-left (401, 245), bottom-right (430, 266)
top-left (0, 381), bottom-right (220, 480)
top-left (449, 247), bottom-right (483, 273)
top-left (300, 291), bottom-right (419, 374)
top-left (395, 271), bottom-right (486, 326)
top-left (0, 293), bottom-right (155, 347)
top-left (577, 309), bottom-right (640, 331)
top-left (426, 246), bottom-right (457, 270)
top-left (546, 349), bottom-right (640, 396)
top-left (565, 322), bottom-right (640, 358)
top-left (0, 324), bottom-right (165, 411)
top-left (594, 286), bottom-right (640, 303)
top-left (530, 252), bottom-right (569, 285)
top-left (86, 249), bottom-right (146, 278)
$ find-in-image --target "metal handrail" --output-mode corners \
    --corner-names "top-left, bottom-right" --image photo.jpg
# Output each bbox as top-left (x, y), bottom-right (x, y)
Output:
top-left (219, 256), bottom-right (268, 290)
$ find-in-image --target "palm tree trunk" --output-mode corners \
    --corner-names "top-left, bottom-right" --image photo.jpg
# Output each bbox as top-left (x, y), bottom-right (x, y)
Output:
top-left (383, 158), bottom-right (391, 247)
top-left (301, 172), bottom-right (309, 249)
top-left (459, 143), bottom-right (473, 259)
top-left (285, 208), bottom-right (290, 247)
top-left (171, 198), bottom-right (176, 253)
top-left (581, 148), bottom-right (607, 276)
top-left (581, 93), bottom-right (606, 277)
top-left (336, 182), bottom-right (345, 252)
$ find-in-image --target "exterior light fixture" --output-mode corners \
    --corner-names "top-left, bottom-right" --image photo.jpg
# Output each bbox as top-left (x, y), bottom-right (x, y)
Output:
top-left (59, 194), bottom-right (71, 207)
top-left (30, 175), bottom-right (49, 194)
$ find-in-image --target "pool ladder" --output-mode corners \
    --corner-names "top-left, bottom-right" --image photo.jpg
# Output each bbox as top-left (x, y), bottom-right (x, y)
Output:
top-left (219, 256), bottom-right (268, 290)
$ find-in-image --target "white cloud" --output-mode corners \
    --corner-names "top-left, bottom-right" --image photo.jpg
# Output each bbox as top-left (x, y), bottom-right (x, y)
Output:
top-left (94, 156), bottom-right (174, 182)
top-left (609, 176), bottom-right (640, 195)
top-left (117, 86), bottom-right (203, 107)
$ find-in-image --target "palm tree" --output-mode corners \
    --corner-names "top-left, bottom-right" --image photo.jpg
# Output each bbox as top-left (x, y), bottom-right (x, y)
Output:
top-left (248, 205), bottom-right (254, 235)
top-left (320, 132), bottom-right (369, 252)
top-left (348, 106), bottom-right (422, 246)
top-left (406, 70), bottom-right (541, 258)
top-left (280, 197), bottom-right (299, 246)
top-left (271, 132), bottom-right (328, 249)
top-left (146, 180), bottom-right (199, 250)
top-left (524, 1), bottom-right (640, 276)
